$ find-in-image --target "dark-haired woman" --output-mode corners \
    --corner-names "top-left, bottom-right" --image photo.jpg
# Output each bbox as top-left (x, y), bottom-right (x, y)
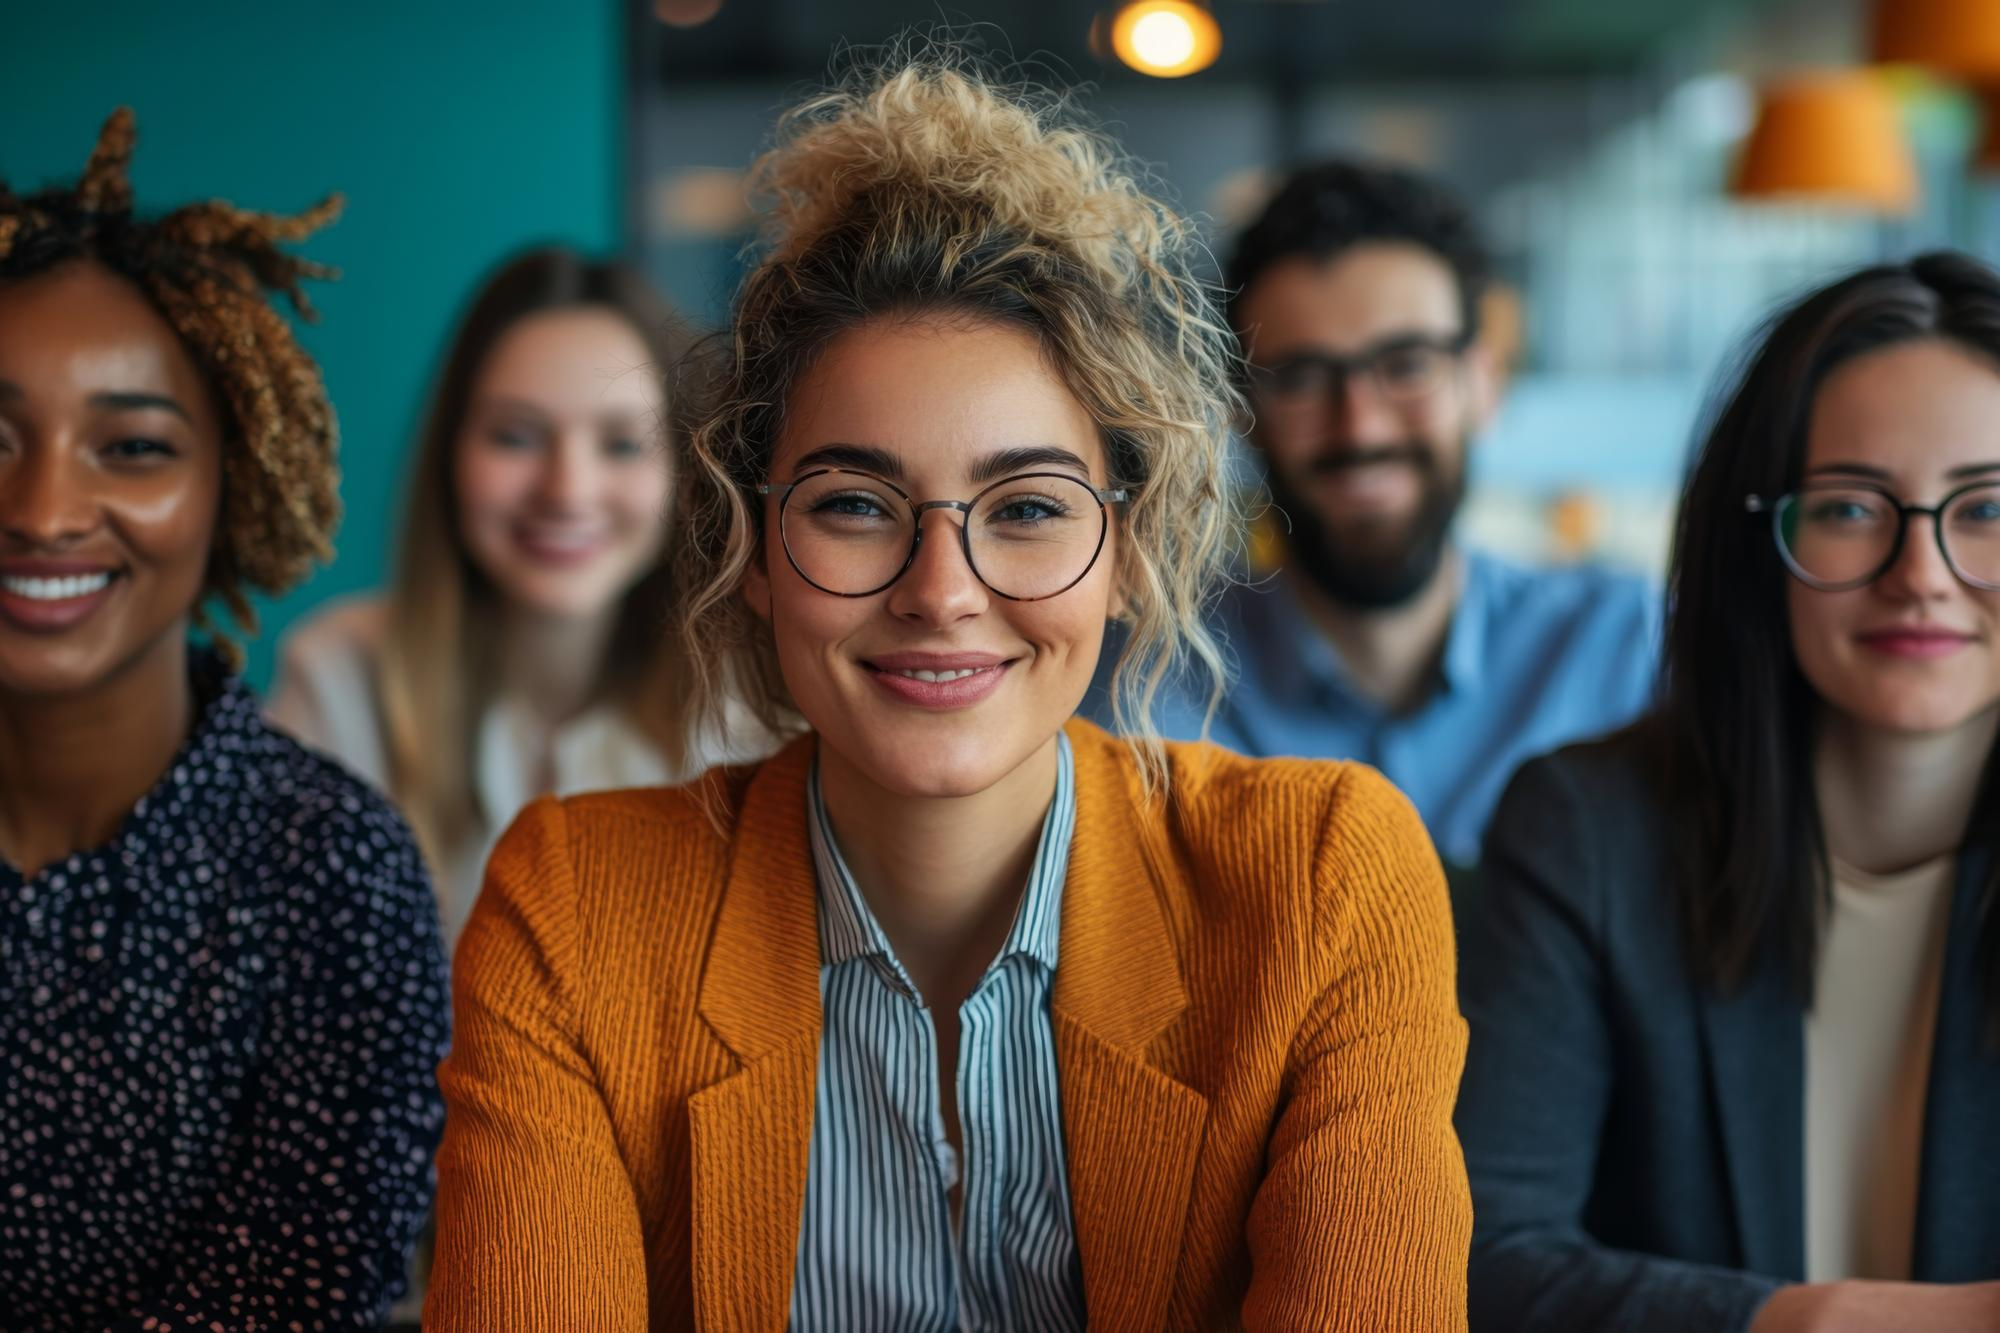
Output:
top-left (1458, 251), bottom-right (2000, 1332)
top-left (269, 248), bottom-right (771, 949)
top-left (0, 113), bottom-right (447, 1327)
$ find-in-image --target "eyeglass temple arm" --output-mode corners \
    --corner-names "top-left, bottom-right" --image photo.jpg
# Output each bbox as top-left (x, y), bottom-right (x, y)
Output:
top-left (1744, 495), bottom-right (1771, 514)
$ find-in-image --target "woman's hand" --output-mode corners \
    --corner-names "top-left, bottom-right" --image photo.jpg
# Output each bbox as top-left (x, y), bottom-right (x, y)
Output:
top-left (1751, 1280), bottom-right (2000, 1332)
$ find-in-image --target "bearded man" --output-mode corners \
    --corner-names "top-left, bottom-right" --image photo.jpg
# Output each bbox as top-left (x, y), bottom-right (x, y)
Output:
top-left (1090, 162), bottom-right (1658, 869)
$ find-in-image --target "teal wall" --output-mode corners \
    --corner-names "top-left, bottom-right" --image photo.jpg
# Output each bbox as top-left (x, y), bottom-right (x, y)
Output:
top-left (3, 2), bottom-right (625, 688)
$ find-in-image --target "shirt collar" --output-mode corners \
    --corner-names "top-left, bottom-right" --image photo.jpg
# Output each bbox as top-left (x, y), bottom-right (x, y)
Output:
top-left (476, 696), bottom-right (669, 828)
top-left (807, 731), bottom-right (1074, 978)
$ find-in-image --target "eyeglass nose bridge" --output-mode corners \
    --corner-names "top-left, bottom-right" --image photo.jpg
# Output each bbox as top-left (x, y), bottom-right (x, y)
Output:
top-left (910, 497), bottom-right (977, 518)
top-left (901, 497), bottom-right (982, 575)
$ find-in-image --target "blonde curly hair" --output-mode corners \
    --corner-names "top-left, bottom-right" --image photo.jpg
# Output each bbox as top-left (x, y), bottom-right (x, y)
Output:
top-left (0, 108), bottom-right (341, 664)
top-left (678, 48), bottom-right (1242, 790)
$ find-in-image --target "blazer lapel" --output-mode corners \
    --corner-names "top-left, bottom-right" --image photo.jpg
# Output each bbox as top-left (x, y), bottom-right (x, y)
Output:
top-left (1697, 953), bottom-right (1805, 1279)
top-left (1912, 849), bottom-right (2000, 1281)
top-left (1054, 723), bottom-right (1210, 1330)
top-left (688, 736), bottom-right (822, 1332)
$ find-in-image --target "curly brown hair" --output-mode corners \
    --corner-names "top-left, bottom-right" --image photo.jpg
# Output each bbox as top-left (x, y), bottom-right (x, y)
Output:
top-left (0, 108), bottom-right (342, 660)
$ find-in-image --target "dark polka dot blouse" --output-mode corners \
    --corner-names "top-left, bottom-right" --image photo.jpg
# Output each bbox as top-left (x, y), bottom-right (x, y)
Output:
top-left (0, 656), bottom-right (450, 1330)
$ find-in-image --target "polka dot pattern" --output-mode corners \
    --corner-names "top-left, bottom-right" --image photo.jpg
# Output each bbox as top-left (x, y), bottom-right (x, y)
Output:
top-left (0, 656), bottom-right (450, 1330)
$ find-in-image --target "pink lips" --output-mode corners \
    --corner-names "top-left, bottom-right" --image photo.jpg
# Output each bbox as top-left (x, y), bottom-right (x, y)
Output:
top-left (862, 651), bottom-right (1013, 710)
top-left (1856, 627), bottom-right (1976, 660)
top-left (510, 526), bottom-right (610, 569)
top-left (0, 560), bottom-right (123, 635)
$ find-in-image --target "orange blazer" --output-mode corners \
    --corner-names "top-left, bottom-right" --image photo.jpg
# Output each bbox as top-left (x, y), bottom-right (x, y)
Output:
top-left (426, 719), bottom-right (1470, 1331)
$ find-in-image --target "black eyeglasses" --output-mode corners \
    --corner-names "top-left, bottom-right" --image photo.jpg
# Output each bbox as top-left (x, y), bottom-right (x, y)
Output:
top-left (1244, 332), bottom-right (1474, 409)
top-left (1745, 478), bottom-right (2000, 591)
top-left (754, 467), bottom-right (1133, 601)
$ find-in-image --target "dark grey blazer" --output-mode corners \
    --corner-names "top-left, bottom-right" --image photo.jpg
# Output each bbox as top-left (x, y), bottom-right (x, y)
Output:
top-left (1456, 727), bottom-right (2000, 1333)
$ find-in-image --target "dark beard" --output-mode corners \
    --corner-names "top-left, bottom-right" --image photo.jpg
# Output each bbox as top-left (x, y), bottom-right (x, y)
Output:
top-left (1262, 443), bottom-right (1466, 611)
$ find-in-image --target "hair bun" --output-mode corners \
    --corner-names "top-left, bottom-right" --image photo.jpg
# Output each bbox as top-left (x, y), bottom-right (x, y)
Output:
top-left (753, 55), bottom-right (1179, 296)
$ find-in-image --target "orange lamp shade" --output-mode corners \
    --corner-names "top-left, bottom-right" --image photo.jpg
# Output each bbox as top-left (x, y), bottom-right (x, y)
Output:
top-left (1731, 72), bottom-right (1919, 214)
top-left (1873, 0), bottom-right (2000, 81)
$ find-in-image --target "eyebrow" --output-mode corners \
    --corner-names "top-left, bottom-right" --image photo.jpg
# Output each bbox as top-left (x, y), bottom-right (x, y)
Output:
top-left (0, 382), bottom-right (192, 424)
top-left (92, 391), bottom-right (193, 422)
top-left (475, 396), bottom-right (554, 422)
top-left (791, 443), bottom-right (904, 478)
top-left (966, 445), bottom-right (1094, 485)
top-left (788, 442), bottom-right (1095, 487)
top-left (1808, 461), bottom-right (2000, 482)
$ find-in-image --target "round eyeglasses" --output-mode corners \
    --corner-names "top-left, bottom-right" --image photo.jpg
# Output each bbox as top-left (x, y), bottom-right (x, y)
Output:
top-left (1745, 479), bottom-right (2000, 591)
top-left (754, 467), bottom-right (1133, 601)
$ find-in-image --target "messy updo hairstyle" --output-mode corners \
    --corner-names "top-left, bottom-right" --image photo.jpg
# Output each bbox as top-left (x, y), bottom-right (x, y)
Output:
top-left (677, 47), bottom-right (1242, 789)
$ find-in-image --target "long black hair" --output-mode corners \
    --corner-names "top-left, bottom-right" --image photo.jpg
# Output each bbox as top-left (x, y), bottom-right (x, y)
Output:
top-left (1658, 250), bottom-right (2000, 1029)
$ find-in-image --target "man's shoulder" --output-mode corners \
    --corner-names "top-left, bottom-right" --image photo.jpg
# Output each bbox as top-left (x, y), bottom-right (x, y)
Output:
top-left (1467, 548), bottom-right (1658, 633)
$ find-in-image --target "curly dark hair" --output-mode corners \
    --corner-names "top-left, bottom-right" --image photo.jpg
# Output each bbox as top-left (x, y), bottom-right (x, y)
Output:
top-left (1224, 160), bottom-right (1490, 341)
top-left (0, 108), bottom-right (342, 661)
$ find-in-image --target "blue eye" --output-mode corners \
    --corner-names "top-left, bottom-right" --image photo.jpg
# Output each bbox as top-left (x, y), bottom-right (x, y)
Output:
top-left (992, 498), bottom-right (1067, 523)
top-left (1804, 498), bottom-right (1882, 524)
top-left (811, 491), bottom-right (890, 519)
top-left (605, 436), bottom-right (647, 460)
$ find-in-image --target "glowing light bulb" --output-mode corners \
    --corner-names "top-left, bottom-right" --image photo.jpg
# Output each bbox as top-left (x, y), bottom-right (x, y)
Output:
top-left (1107, 1), bottom-right (1221, 79)
top-left (1131, 11), bottom-right (1197, 68)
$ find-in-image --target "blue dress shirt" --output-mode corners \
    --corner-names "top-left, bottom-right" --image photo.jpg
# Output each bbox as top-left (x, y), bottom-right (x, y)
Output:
top-left (1085, 548), bottom-right (1658, 865)
top-left (789, 734), bottom-right (1085, 1331)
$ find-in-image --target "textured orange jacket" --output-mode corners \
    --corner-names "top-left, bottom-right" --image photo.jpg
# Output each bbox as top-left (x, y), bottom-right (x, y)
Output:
top-left (426, 719), bottom-right (1470, 1331)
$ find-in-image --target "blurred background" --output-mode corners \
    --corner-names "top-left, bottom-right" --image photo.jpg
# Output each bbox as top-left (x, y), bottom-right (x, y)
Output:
top-left (9, 0), bottom-right (1999, 688)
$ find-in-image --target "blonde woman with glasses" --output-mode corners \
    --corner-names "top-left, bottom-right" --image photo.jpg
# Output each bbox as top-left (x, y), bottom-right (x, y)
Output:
top-left (428, 49), bottom-right (1470, 1331)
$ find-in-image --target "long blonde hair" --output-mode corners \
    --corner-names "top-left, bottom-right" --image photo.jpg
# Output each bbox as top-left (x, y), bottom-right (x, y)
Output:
top-left (378, 247), bottom-right (697, 864)
top-left (675, 48), bottom-right (1243, 794)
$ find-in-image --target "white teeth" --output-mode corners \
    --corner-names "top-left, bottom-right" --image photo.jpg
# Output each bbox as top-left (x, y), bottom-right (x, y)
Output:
top-left (3, 573), bottom-right (113, 601)
top-left (892, 667), bottom-right (987, 682)
top-left (521, 529), bottom-right (605, 552)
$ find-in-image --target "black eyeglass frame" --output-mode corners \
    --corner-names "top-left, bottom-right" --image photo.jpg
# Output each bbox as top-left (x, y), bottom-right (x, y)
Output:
top-left (1744, 478), bottom-right (2000, 592)
top-left (1242, 330), bottom-right (1477, 406)
top-left (753, 466), bottom-right (1134, 602)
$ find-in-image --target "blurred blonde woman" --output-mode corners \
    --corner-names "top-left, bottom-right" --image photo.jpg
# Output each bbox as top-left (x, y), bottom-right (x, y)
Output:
top-left (270, 248), bottom-right (767, 945)
top-left (428, 53), bottom-right (1470, 1331)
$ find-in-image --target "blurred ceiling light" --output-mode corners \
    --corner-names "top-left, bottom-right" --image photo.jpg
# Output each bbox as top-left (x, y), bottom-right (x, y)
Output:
top-left (654, 0), bottom-right (722, 27)
top-left (1732, 72), bottom-right (1918, 214)
top-left (1208, 167), bottom-right (1277, 230)
top-left (1107, 1), bottom-right (1222, 79)
top-left (1872, 0), bottom-right (2000, 80)
top-left (1666, 72), bottom-right (1754, 145)
top-left (651, 168), bottom-right (749, 238)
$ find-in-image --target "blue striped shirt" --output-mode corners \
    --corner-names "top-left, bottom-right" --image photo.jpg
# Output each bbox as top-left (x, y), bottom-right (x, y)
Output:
top-left (789, 734), bottom-right (1085, 1331)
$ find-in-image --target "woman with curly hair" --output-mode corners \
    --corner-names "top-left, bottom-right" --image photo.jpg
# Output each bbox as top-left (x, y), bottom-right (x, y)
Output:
top-left (428, 50), bottom-right (1470, 1331)
top-left (0, 110), bottom-right (448, 1328)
